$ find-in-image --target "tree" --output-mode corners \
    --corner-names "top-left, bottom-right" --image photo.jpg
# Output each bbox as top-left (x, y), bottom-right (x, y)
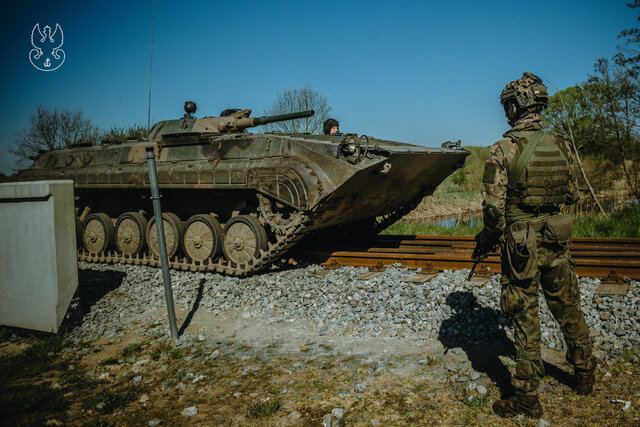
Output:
top-left (101, 124), bottom-right (149, 144)
top-left (542, 84), bottom-right (608, 213)
top-left (263, 86), bottom-right (332, 134)
top-left (615, 1), bottom-right (640, 76)
top-left (540, 2), bottom-right (640, 203)
top-left (590, 58), bottom-right (640, 201)
top-left (542, 61), bottom-right (640, 202)
top-left (9, 106), bottom-right (100, 170)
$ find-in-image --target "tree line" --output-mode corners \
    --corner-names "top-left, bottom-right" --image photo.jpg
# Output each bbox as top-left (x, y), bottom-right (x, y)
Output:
top-left (542, 1), bottom-right (640, 201)
top-left (8, 106), bottom-right (149, 170)
top-left (11, 3), bottom-right (640, 202)
top-left (8, 86), bottom-right (333, 172)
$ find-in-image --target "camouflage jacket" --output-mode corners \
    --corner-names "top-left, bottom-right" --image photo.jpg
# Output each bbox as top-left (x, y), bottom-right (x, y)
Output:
top-left (481, 119), bottom-right (580, 236)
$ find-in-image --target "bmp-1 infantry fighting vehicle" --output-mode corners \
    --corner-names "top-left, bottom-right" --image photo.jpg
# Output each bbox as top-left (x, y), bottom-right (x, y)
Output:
top-left (10, 102), bottom-right (469, 275)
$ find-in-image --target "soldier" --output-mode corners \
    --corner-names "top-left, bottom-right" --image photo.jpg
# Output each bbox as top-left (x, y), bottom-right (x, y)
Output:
top-left (474, 72), bottom-right (597, 418)
top-left (323, 118), bottom-right (340, 135)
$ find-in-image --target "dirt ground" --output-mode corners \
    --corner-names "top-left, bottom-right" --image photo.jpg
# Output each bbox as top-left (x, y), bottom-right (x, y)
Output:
top-left (1, 303), bottom-right (639, 426)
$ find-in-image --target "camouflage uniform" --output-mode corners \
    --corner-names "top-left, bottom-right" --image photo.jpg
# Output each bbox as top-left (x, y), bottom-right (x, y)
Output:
top-left (482, 117), bottom-right (597, 396)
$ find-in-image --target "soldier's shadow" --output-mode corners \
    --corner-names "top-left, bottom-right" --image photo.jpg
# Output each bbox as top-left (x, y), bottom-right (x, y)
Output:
top-left (438, 291), bottom-right (514, 397)
top-left (437, 290), bottom-right (573, 398)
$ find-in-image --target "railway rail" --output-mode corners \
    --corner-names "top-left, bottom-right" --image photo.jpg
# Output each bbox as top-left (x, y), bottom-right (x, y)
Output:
top-left (290, 235), bottom-right (640, 281)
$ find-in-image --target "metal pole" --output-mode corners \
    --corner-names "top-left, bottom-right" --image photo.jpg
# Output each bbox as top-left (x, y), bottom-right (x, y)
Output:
top-left (147, 0), bottom-right (156, 132)
top-left (145, 146), bottom-right (179, 340)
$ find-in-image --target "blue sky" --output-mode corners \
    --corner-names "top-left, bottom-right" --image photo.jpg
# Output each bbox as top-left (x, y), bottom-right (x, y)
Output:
top-left (0, 0), bottom-right (635, 174)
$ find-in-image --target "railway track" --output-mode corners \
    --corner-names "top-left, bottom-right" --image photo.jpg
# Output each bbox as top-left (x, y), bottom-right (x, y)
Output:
top-left (290, 235), bottom-right (640, 281)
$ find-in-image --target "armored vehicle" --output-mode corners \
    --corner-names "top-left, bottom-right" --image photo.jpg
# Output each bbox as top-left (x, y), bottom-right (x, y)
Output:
top-left (10, 102), bottom-right (469, 275)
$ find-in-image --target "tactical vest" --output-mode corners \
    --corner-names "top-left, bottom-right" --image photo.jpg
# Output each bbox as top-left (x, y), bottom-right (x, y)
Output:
top-left (506, 131), bottom-right (570, 209)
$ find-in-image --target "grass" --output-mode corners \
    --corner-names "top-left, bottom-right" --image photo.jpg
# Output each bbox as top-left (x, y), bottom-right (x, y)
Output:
top-left (387, 194), bottom-right (640, 238)
top-left (0, 382), bottom-right (70, 422)
top-left (383, 221), bottom-right (483, 236)
top-left (401, 191), bottom-right (482, 221)
top-left (437, 146), bottom-right (490, 193)
top-left (150, 341), bottom-right (172, 360)
top-left (121, 342), bottom-right (145, 358)
top-left (574, 204), bottom-right (640, 237)
top-left (100, 356), bottom-right (120, 366)
top-left (247, 397), bottom-right (282, 419)
top-left (0, 326), bottom-right (13, 343)
top-left (81, 383), bottom-right (141, 414)
top-left (464, 394), bottom-right (490, 409)
top-left (168, 347), bottom-right (186, 360)
top-left (0, 329), bottom-right (68, 380)
top-left (2, 330), bottom-right (639, 425)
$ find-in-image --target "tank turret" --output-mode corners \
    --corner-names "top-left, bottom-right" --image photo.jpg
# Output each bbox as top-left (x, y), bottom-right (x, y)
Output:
top-left (149, 102), bottom-right (314, 143)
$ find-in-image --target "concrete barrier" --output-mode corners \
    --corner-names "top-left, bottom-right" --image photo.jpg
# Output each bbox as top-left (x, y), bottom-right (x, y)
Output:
top-left (0, 180), bottom-right (78, 332)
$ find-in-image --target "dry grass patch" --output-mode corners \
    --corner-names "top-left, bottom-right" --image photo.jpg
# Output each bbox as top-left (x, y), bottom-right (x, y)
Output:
top-left (402, 191), bottom-right (482, 222)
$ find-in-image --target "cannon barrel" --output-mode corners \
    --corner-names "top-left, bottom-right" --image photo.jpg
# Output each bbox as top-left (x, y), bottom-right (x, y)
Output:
top-left (216, 110), bottom-right (316, 133)
top-left (252, 110), bottom-right (315, 126)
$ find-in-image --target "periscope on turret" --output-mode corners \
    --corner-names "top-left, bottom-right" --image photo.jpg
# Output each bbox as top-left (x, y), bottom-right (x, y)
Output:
top-left (3, 102), bottom-right (469, 276)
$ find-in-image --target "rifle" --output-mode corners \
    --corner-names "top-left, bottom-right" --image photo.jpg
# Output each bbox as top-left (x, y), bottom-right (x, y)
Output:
top-left (467, 253), bottom-right (487, 281)
top-left (467, 240), bottom-right (495, 281)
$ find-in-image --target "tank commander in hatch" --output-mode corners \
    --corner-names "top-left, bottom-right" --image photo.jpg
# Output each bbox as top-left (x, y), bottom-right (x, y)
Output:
top-left (473, 72), bottom-right (597, 419)
top-left (323, 118), bottom-right (340, 135)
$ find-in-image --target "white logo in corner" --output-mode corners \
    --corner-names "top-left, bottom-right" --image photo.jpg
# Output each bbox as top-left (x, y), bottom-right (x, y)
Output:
top-left (29, 23), bottom-right (65, 72)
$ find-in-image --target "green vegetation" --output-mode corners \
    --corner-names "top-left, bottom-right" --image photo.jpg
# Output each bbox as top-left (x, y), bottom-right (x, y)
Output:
top-left (574, 204), bottom-right (640, 237)
top-left (0, 329), bottom-right (68, 380)
top-left (100, 356), bottom-right (120, 366)
top-left (387, 202), bottom-right (640, 238)
top-left (382, 221), bottom-right (483, 236)
top-left (81, 383), bottom-right (140, 414)
top-left (464, 394), bottom-right (490, 409)
top-left (150, 341), bottom-right (172, 360)
top-left (120, 341), bottom-right (145, 358)
top-left (436, 147), bottom-right (489, 193)
top-left (101, 124), bottom-right (149, 144)
top-left (0, 326), bottom-right (13, 343)
top-left (0, 383), bottom-right (70, 423)
top-left (247, 397), bottom-right (282, 418)
top-left (168, 347), bottom-right (186, 360)
top-left (539, 4), bottom-right (640, 201)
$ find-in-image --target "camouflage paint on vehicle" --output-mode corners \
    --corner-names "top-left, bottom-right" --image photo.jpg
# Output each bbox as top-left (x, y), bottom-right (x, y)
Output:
top-left (7, 103), bottom-right (469, 273)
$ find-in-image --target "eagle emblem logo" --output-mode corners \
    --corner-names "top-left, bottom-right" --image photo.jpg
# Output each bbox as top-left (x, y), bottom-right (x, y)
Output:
top-left (29, 23), bottom-right (65, 72)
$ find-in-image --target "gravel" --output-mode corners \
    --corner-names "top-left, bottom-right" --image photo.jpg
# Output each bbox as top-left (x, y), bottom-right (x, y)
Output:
top-left (71, 262), bottom-right (639, 361)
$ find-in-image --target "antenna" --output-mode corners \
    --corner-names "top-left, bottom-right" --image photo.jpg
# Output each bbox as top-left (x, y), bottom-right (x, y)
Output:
top-left (147, 0), bottom-right (156, 131)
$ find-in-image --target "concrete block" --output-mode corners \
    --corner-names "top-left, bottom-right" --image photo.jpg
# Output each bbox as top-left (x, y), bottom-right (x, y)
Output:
top-left (0, 180), bottom-right (78, 332)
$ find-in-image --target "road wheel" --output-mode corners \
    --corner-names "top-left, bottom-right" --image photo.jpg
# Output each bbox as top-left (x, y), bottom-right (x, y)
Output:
top-left (183, 214), bottom-right (223, 262)
top-left (223, 215), bottom-right (267, 265)
top-left (146, 213), bottom-right (183, 259)
top-left (83, 213), bottom-right (115, 254)
top-left (115, 212), bottom-right (148, 255)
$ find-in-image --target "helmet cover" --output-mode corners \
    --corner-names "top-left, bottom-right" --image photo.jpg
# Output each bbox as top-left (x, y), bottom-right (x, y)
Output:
top-left (500, 72), bottom-right (549, 121)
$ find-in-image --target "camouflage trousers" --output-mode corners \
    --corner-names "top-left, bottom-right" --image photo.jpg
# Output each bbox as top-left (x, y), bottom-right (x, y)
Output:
top-left (500, 230), bottom-right (597, 395)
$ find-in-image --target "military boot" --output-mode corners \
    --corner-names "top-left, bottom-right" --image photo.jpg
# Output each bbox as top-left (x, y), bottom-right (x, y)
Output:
top-left (575, 370), bottom-right (596, 395)
top-left (493, 394), bottom-right (543, 418)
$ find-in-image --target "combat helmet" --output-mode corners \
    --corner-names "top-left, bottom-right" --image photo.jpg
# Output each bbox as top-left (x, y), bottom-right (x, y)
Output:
top-left (500, 72), bottom-right (548, 125)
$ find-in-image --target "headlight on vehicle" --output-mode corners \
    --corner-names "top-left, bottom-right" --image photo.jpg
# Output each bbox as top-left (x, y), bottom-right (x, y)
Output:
top-left (340, 138), bottom-right (358, 156)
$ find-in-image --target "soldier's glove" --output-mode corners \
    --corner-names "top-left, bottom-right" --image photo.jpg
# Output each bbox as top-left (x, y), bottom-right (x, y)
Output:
top-left (472, 228), bottom-right (500, 260)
